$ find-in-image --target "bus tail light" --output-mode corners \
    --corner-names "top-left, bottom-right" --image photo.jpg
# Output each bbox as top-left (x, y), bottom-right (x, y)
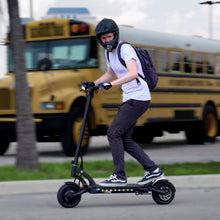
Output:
top-left (71, 24), bottom-right (79, 33)
top-left (79, 24), bottom-right (88, 32)
top-left (70, 22), bottom-right (89, 35)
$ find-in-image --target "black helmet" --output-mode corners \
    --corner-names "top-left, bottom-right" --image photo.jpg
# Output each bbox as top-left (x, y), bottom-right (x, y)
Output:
top-left (95, 18), bottom-right (119, 52)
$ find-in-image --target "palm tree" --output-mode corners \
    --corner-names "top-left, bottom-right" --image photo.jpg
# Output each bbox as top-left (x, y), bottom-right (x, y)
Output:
top-left (7, 0), bottom-right (38, 169)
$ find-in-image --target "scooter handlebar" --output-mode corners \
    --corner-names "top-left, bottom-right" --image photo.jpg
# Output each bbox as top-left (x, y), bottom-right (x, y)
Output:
top-left (80, 82), bottom-right (99, 93)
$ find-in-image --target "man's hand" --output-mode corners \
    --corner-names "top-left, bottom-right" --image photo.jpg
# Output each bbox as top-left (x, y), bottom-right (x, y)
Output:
top-left (99, 82), bottom-right (112, 90)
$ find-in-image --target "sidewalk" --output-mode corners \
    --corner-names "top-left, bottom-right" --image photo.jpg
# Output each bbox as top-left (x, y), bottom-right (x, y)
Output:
top-left (0, 175), bottom-right (219, 195)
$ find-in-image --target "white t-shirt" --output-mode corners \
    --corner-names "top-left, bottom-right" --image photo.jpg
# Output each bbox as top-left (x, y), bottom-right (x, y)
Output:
top-left (105, 42), bottom-right (151, 102)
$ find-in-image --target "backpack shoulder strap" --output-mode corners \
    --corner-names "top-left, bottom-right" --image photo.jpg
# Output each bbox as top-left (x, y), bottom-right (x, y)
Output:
top-left (106, 41), bottom-right (128, 66)
top-left (118, 42), bottom-right (141, 84)
top-left (117, 41), bottom-right (129, 67)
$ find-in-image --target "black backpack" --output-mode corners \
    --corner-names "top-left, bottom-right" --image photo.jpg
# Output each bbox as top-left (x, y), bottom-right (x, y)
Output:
top-left (107, 41), bottom-right (158, 90)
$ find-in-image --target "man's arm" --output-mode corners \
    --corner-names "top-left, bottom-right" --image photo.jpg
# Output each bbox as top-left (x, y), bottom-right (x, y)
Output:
top-left (111, 59), bottom-right (138, 86)
top-left (94, 67), bottom-right (116, 86)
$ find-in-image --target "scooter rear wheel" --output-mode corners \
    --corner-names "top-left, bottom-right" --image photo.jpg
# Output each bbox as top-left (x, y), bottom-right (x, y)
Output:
top-left (152, 180), bottom-right (176, 205)
top-left (57, 183), bottom-right (81, 208)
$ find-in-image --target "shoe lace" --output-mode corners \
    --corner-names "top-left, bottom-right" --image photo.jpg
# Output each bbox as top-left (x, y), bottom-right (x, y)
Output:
top-left (107, 174), bottom-right (117, 181)
top-left (144, 171), bottom-right (150, 177)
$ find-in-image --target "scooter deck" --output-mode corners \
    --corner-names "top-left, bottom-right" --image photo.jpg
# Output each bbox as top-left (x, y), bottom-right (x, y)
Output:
top-left (89, 183), bottom-right (153, 194)
top-left (97, 183), bottom-right (151, 188)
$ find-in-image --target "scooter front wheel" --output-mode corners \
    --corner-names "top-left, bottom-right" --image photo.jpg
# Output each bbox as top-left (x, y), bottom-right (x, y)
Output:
top-left (152, 180), bottom-right (176, 205)
top-left (57, 183), bottom-right (81, 208)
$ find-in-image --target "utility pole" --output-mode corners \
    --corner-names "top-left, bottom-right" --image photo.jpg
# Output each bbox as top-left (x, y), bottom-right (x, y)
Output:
top-left (199, 1), bottom-right (220, 39)
top-left (30, 0), bottom-right (33, 21)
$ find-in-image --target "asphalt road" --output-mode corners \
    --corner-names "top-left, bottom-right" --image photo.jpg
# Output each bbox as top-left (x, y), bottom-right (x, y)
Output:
top-left (0, 132), bottom-right (220, 220)
top-left (0, 188), bottom-right (220, 220)
top-left (1, 132), bottom-right (220, 166)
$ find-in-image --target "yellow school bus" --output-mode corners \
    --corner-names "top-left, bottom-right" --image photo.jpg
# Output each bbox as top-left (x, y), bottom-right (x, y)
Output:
top-left (0, 18), bottom-right (220, 156)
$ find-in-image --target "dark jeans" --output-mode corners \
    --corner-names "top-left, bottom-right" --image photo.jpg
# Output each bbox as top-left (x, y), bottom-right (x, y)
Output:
top-left (107, 99), bottom-right (156, 179)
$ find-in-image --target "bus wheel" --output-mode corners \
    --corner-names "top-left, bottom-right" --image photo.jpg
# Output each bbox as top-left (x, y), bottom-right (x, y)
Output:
top-left (0, 136), bottom-right (10, 155)
top-left (61, 107), bottom-right (89, 156)
top-left (202, 105), bottom-right (218, 142)
top-left (186, 105), bottom-right (218, 144)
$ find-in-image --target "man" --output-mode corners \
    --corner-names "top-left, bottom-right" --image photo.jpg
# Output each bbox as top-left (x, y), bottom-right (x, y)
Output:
top-left (92, 18), bottom-right (163, 186)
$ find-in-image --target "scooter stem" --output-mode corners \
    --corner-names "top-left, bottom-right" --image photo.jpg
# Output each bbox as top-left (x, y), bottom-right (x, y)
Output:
top-left (71, 87), bottom-right (94, 177)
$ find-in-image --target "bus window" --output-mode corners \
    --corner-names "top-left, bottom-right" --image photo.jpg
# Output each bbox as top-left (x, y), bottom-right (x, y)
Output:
top-left (215, 56), bottom-right (220, 74)
top-left (158, 49), bottom-right (168, 72)
top-left (146, 48), bottom-right (155, 65)
top-left (171, 51), bottom-right (181, 72)
top-left (183, 52), bottom-right (192, 73)
top-left (195, 53), bottom-right (203, 74)
top-left (7, 37), bottom-right (98, 72)
top-left (205, 54), bottom-right (214, 74)
top-left (52, 44), bottom-right (87, 65)
top-left (49, 38), bottom-right (97, 69)
top-left (8, 41), bottom-right (47, 72)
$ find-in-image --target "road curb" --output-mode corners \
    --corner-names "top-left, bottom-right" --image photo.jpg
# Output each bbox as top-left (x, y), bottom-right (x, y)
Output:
top-left (0, 174), bottom-right (219, 195)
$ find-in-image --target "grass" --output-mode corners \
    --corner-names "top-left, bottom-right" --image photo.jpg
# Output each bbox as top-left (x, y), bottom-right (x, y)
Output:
top-left (0, 160), bottom-right (219, 182)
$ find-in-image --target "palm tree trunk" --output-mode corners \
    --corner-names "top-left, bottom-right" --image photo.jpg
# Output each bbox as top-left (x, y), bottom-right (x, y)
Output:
top-left (7, 0), bottom-right (38, 170)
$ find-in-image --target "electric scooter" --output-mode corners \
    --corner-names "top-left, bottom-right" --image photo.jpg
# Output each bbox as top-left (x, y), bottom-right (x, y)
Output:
top-left (57, 83), bottom-right (176, 208)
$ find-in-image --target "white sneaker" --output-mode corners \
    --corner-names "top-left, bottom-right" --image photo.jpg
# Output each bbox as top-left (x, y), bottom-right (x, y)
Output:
top-left (138, 168), bottom-right (164, 185)
top-left (99, 174), bottom-right (127, 187)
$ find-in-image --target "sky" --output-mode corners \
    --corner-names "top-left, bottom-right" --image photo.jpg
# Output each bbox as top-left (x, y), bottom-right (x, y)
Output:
top-left (1, 0), bottom-right (220, 76)
top-left (1, 0), bottom-right (220, 39)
